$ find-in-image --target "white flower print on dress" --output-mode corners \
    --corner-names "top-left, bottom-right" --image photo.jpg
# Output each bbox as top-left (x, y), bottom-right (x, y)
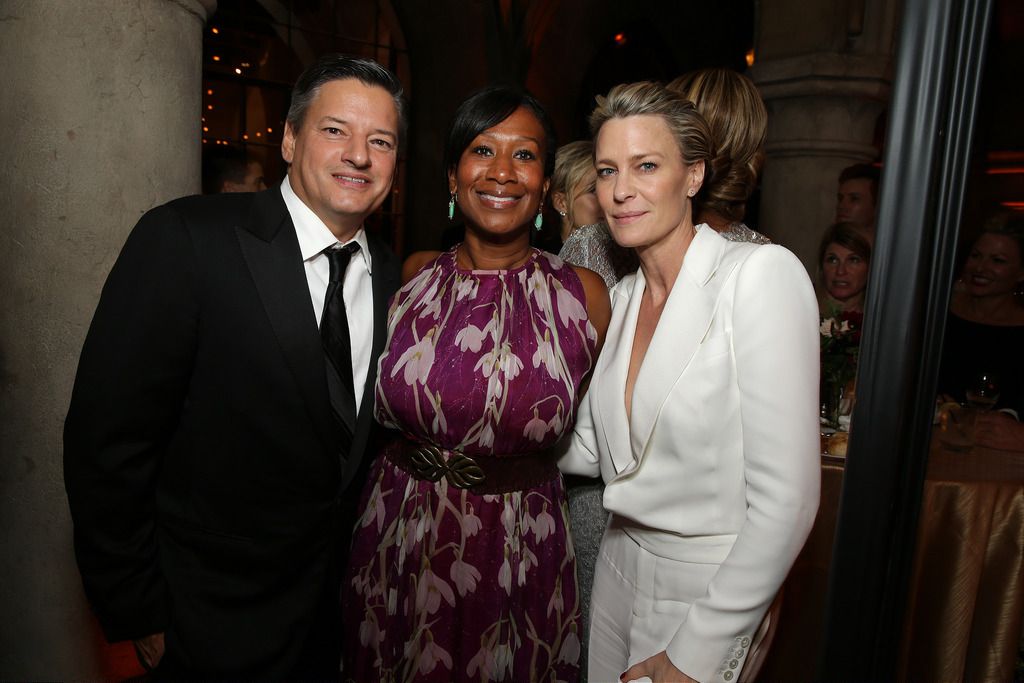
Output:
top-left (455, 323), bottom-right (488, 353)
top-left (498, 343), bottom-right (524, 381)
top-left (523, 409), bottom-right (548, 442)
top-left (532, 329), bottom-right (558, 379)
top-left (418, 634), bottom-right (453, 675)
top-left (391, 328), bottom-right (436, 386)
top-left (531, 502), bottom-right (556, 542)
top-left (454, 274), bottom-right (479, 301)
top-left (517, 546), bottom-right (538, 586)
top-left (546, 576), bottom-right (564, 617)
top-left (498, 549), bottom-right (512, 595)
top-left (527, 267), bottom-right (551, 315)
top-left (556, 628), bottom-right (581, 665)
top-left (478, 422), bottom-right (495, 449)
top-left (466, 640), bottom-right (497, 679)
top-left (449, 556), bottom-right (482, 597)
top-left (554, 281), bottom-right (588, 328)
top-left (494, 643), bottom-right (514, 679)
top-left (460, 504), bottom-right (482, 536)
top-left (427, 389), bottom-right (447, 436)
top-left (548, 405), bottom-right (564, 435)
top-left (361, 481), bottom-right (387, 533)
top-left (416, 567), bottom-right (456, 615)
top-left (359, 616), bottom-right (384, 647)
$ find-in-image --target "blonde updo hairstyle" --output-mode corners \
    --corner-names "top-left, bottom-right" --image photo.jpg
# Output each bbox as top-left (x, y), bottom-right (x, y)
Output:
top-left (551, 140), bottom-right (597, 230)
top-left (589, 81), bottom-right (714, 197)
top-left (667, 68), bottom-right (767, 224)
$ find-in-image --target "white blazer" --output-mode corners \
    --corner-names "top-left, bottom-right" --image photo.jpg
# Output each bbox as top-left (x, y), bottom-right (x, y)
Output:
top-left (560, 225), bottom-right (821, 681)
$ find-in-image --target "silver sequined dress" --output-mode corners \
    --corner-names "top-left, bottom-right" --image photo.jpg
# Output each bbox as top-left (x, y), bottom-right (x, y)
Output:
top-left (721, 221), bottom-right (771, 245)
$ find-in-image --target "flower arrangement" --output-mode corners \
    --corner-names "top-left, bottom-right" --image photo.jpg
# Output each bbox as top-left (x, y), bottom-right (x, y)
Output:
top-left (820, 309), bottom-right (863, 385)
top-left (820, 308), bottom-right (864, 427)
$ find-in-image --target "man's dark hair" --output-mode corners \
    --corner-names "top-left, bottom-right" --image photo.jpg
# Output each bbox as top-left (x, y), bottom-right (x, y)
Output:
top-left (286, 53), bottom-right (407, 144)
top-left (443, 85), bottom-right (557, 180)
top-left (838, 163), bottom-right (881, 203)
top-left (202, 145), bottom-right (251, 194)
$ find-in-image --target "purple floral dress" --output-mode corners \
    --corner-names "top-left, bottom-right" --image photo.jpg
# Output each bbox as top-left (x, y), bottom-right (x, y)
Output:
top-left (343, 247), bottom-right (597, 683)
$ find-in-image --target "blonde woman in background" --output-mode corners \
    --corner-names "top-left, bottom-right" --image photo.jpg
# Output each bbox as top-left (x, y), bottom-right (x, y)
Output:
top-left (556, 141), bottom-right (639, 288)
top-left (552, 140), bottom-right (603, 243)
top-left (667, 68), bottom-right (771, 245)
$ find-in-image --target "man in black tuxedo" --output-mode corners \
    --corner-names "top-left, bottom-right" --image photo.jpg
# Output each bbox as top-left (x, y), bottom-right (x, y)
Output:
top-left (63, 54), bottom-right (403, 679)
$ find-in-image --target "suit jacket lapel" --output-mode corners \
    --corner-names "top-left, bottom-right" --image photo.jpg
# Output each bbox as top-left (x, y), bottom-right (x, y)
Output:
top-left (597, 273), bottom-right (646, 476)
top-left (623, 227), bottom-right (725, 475)
top-left (235, 190), bottom-right (336, 454)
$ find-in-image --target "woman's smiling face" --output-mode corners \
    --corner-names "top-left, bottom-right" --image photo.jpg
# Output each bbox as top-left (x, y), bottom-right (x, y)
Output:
top-left (963, 232), bottom-right (1024, 299)
top-left (449, 106), bottom-right (549, 237)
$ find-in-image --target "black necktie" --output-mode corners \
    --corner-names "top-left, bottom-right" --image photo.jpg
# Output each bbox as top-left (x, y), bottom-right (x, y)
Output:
top-left (322, 242), bottom-right (361, 445)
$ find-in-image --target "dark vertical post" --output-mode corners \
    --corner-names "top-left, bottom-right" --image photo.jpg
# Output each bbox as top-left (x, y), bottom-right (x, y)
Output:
top-left (818, 0), bottom-right (992, 678)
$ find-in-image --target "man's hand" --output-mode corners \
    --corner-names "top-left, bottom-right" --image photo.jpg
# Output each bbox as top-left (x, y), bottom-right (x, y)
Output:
top-left (974, 412), bottom-right (1024, 451)
top-left (133, 632), bottom-right (165, 671)
top-left (620, 650), bottom-right (698, 682)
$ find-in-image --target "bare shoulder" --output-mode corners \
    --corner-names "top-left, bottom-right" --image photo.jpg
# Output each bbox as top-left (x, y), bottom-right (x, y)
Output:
top-left (402, 250), bottom-right (442, 284)
top-left (571, 265), bottom-right (611, 350)
top-left (570, 264), bottom-right (607, 295)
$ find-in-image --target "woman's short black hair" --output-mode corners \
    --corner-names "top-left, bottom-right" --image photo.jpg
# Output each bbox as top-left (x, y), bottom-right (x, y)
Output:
top-left (444, 86), bottom-right (557, 180)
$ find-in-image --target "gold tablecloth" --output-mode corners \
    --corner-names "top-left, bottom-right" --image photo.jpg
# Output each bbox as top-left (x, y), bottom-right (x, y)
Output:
top-left (898, 444), bottom-right (1024, 682)
top-left (759, 442), bottom-right (1024, 682)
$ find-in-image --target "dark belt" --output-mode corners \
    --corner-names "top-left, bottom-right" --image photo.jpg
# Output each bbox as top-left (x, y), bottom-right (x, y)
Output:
top-left (382, 435), bottom-right (559, 494)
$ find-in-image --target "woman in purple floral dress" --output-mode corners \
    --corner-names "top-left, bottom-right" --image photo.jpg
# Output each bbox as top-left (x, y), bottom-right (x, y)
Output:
top-left (342, 87), bottom-right (609, 683)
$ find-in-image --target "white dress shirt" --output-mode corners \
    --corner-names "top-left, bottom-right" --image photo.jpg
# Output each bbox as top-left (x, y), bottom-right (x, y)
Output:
top-left (280, 177), bottom-right (374, 414)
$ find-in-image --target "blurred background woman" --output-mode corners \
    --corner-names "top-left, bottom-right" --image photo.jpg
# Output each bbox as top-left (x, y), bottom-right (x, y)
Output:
top-left (937, 213), bottom-right (1024, 416)
top-left (551, 139), bottom-right (636, 681)
top-left (555, 141), bottom-right (640, 288)
top-left (343, 86), bottom-right (609, 683)
top-left (551, 140), bottom-right (602, 243)
top-left (667, 68), bottom-right (771, 245)
top-left (817, 222), bottom-right (873, 315)
top-left (560, 81), bottom-right (819, 683)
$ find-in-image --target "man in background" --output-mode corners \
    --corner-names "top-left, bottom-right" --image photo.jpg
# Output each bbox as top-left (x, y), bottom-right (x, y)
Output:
top-left (835, 163), bottom-right (880, 235)
top-left (202, 144), bottom-right (268, 193)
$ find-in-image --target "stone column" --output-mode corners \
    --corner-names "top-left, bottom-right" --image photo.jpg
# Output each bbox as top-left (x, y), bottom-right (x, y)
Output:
top-left (0, 1), bottom-right (214, 679)
top-left (750, 0), bottom-right (901, 273)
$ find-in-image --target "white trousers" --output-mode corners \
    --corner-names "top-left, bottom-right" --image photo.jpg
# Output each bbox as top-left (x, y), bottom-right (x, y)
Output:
top-left (587, 517), bottom-right (719, 683)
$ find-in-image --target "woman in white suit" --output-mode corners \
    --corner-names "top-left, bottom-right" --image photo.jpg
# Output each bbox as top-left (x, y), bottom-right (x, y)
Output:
top-left (559, 81), bottom-right (820, 683)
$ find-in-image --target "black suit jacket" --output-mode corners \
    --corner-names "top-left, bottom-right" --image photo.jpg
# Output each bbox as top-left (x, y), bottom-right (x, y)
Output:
top-left (63, 189), bottom-right (400, 677)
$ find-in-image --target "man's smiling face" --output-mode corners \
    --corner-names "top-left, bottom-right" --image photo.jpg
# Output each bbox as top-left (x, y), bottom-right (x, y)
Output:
top-left (282, 78), bottom-right (399, 240)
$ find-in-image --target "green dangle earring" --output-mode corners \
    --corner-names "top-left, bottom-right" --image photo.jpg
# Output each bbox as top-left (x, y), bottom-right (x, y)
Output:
top-left (448, 191), bottom-right (456, 221)
top-left (534, 206), bottom-right (543, 231)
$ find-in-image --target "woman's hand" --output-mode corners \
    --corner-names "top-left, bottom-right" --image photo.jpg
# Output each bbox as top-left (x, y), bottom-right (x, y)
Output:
top-left (620, 650), bottom-right (698, 682)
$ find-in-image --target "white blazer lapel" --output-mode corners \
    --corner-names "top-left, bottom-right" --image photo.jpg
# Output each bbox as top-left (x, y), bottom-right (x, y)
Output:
top-left (624, 227), bottom-right (726, 473)
top-left (596, 273), bottom-right (644, 476)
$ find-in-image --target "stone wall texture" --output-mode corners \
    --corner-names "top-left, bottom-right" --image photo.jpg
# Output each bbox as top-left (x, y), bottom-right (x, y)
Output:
top-left (0, 1), bottom-right (212, 678)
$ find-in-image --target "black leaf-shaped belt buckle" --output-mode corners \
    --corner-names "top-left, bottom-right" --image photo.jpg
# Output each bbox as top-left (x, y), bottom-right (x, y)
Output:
top-left (408, 444), bottom-right (486, 489)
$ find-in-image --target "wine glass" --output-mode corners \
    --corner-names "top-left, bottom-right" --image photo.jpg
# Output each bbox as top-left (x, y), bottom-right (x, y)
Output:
top-left (965, 372), bottom-right (1000, 412)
